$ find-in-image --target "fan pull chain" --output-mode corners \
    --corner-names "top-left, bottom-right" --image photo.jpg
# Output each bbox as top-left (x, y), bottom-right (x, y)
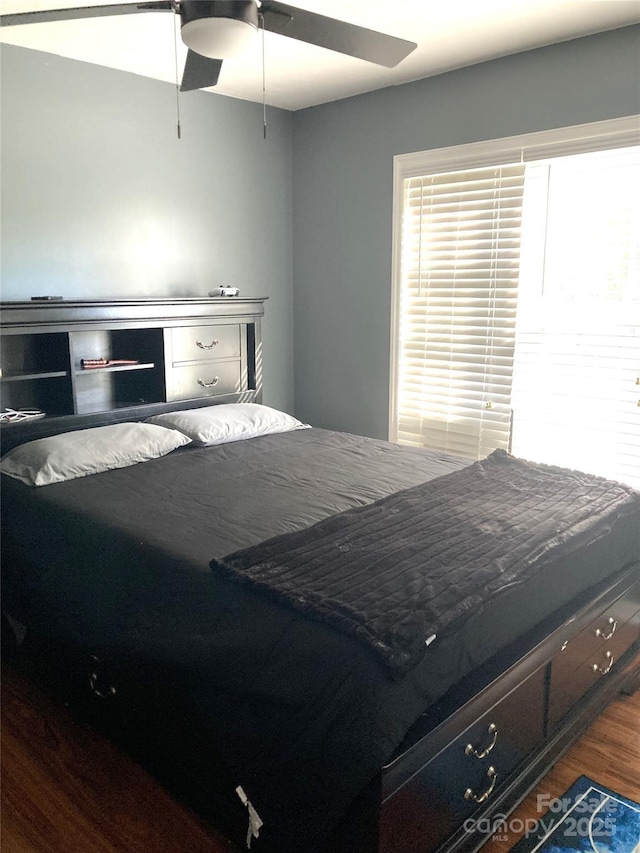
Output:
top-left (173, 14), bottom-right (182, 139)
top-left (260, 12), bottom-right (267, 140)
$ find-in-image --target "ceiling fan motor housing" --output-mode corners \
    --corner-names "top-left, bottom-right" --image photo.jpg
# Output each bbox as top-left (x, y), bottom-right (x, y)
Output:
top-left (180, 1), bottom-right (259, 59)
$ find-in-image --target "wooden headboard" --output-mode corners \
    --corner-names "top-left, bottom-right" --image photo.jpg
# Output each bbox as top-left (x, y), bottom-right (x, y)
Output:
top-left (0, 297), bottom-right (266, 454)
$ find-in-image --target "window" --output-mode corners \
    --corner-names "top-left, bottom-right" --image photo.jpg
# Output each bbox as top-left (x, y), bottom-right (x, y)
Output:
top-left (390, 117), bottom-right (640, 488)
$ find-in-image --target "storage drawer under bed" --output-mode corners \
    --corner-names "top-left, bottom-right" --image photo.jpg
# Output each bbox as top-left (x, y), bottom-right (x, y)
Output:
top-left (548, 580), bottom-right (640, 730)
top-left (378, 666), bottom-right (546, 853)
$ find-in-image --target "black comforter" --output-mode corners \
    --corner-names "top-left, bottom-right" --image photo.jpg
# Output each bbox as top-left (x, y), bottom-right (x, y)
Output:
top-left (212, 449), bottom-right (640, 677)
top-left (2, 430), bottom-right (639, 853)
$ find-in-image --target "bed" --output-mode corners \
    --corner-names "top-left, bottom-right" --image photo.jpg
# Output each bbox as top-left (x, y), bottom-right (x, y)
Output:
top-left (1, 405), bottom-right (639, 853)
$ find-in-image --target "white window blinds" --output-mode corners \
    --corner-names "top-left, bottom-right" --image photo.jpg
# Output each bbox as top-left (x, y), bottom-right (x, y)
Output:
top-left (391, 119), bottom-right (640, 489)
top-left (395, 164), bottom-right (525, 459)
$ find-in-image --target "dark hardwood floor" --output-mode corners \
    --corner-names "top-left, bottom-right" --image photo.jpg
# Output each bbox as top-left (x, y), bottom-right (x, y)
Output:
top-left (2, 659), bottom-right (639, 853)
top-left (1, 662), bottom-right (234, 853)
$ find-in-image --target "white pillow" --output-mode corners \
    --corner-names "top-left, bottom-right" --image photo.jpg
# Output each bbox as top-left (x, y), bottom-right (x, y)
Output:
top-left (0, 422), bottom-right (192, 487)
top-left (146, 403), bottom-right (310, 446)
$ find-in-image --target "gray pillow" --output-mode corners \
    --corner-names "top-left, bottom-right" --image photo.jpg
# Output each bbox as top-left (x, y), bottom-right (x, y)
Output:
top-left (0, 422), bottom-right (192, 486)
top-left (146, 403), bottom-right (309, 446)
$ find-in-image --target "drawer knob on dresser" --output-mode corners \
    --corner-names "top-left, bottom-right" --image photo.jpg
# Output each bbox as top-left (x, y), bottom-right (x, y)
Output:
top-left (196, 339), bottom-right (219, 350)
top-left (595, 617), bottom-right (617, 640)
top-left (592, 650), bottom-right (614, 676)
top-left (197, 377), bottom-right (220, 388)
top-left (464, 766), bottom-right (497, 803)
top-left (465, 723), bottom-right (498, 759)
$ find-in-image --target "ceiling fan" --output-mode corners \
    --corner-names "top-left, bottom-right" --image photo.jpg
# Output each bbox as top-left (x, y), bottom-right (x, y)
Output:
top-left (0, 1), bottom-right (418, 92)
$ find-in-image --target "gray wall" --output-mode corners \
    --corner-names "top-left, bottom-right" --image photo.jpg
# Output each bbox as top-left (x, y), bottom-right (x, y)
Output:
top-left (3, 27), bottom-right (640, 428)
top-left (1, 45), bottom-right (294, 412)
top-left (291, 25), bottom-right (640, 439)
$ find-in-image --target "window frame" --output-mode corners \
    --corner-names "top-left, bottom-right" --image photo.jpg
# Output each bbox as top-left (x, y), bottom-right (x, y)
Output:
top-left (389, 115), bottom-right (640, 443)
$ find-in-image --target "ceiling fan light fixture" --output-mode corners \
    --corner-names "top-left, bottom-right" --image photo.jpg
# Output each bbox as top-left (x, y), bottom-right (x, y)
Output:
top-left (180, 1), bottom-right (259, 60)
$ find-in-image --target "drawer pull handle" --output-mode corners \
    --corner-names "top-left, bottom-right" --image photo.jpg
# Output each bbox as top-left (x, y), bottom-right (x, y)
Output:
top-left (196, 339), bottom-right (219, 350)
top-left (464, 767), bottom-right (497, 803)
top-left (198, 377), bottom-right (220, 388)
top-left (595, 617), bottom-right (617, 641)
top-left (88, 656), bottom-right (116, 699)
top-left (465, 723), bottom-right (498, 759)
top-left (592, 651), bottom-right (614, 676)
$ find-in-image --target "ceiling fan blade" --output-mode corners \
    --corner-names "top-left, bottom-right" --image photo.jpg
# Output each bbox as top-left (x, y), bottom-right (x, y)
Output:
top-left (260, 1), bottom-right (417, 68)
top-left (0, 2), bottom-right (173, 28)
top-left (180, 50), bottom-right (223, 92)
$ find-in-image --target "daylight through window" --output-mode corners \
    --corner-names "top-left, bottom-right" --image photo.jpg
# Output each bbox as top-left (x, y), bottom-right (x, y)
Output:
top-left (390, 119), bottom-right (640, 488)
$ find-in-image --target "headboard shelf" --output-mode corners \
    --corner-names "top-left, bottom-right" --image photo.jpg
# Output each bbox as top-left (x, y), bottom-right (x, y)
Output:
top-left (1, 297), bottom-right (267, 330)
top-left (2, 369), bottom-right (69, 382)
top-left (0, 297), bottom-right (266, 452)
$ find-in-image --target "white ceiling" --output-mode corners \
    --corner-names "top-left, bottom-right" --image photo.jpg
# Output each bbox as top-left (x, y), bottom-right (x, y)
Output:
top-left (1, 0), bottom-right (639, 111)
